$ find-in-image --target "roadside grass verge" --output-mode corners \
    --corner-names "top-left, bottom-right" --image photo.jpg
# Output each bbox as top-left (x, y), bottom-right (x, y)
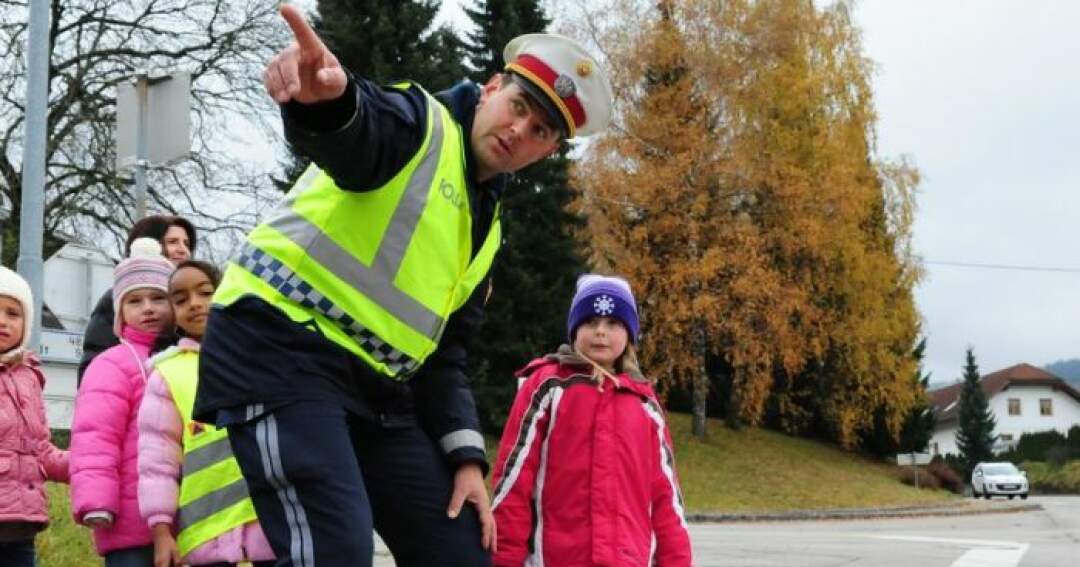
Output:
top-left (667, 413), bottom-right (955, 512)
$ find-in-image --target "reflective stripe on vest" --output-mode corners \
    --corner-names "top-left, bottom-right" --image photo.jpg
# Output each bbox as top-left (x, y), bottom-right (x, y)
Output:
top-left (215, 85), bottom-right (502, 379)
top-left (156, 350), bottom-right (258, 557)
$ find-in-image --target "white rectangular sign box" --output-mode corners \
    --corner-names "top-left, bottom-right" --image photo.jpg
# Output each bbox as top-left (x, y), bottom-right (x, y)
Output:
top-left (116, 72), bottom-right (191, 170)
top-left (38, 329), bottom-right (84, 365)
top-left (896, 452), bottom-right (932, 466)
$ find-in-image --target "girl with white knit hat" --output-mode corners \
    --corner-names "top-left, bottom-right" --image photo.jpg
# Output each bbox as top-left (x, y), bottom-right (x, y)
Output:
top-left (70, 238), bottom-right (175, 566)
top-left (0, 266), bottom-right (70, 567)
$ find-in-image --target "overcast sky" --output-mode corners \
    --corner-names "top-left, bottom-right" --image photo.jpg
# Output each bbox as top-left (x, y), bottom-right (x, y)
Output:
top-left (853, 1), bottom-right (1080, 385)
top-left (438, 1), bottom-right (1080, 386)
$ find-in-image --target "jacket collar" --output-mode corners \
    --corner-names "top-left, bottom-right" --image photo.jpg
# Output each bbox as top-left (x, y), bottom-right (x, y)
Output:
top-left (519, 344), bottom-right (655, 397)
top-left (0, 349), bottom-right (39, 371)
top-left (120, 325), bottom-right (159, 347)
top-left (437, 81), bottom-right (508, 202)
top-left (147, 337), bottom-right (200, 368)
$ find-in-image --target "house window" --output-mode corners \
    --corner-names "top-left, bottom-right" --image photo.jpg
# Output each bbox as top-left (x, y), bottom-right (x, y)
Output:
top-left (1008, 398), bottom-right (1021, 415)
top-left (1040, 398), bottom-right (1053, 416)
top-left (999, 434), bottom-right (1014, 442)
top-left (932, 442), bottom-right (939, 455)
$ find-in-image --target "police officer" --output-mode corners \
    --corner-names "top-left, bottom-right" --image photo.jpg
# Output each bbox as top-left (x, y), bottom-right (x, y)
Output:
top-left (193, 4), bottom-right (612, 566)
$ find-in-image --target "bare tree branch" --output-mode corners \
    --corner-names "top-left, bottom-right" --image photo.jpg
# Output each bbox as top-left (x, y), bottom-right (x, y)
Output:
top-left (0, 0), bottom-right (285, 262)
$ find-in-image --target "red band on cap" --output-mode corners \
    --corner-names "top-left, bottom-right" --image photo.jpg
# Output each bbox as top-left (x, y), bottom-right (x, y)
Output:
top-left (508, 54), bottom-right (586, 132)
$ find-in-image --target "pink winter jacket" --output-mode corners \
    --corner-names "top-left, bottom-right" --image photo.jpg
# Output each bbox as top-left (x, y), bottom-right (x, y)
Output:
top-left (0, 352), bottom-right (69, 525)
top-left (70, 326), bottom-right (158, 555)
top-left (137, 338), bottom-right (274, 564)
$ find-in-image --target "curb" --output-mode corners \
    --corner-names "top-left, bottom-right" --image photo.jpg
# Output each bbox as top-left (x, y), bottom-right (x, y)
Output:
top-left (687, 500), bottom-right (1043, 523)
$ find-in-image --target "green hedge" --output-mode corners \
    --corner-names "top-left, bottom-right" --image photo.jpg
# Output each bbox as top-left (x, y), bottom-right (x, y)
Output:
top-left (1021, 460), bottom-right (1080, 493)
top-left (999, 426), bottom-right (1080, 465)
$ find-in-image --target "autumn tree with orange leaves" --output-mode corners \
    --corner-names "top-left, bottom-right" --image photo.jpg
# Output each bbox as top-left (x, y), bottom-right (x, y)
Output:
top-left (569, 0), bottom-right (921, 446)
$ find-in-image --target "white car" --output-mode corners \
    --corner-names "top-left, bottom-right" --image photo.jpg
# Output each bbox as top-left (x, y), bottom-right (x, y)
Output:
top-left (971, 462), bottom-right (1029, 499)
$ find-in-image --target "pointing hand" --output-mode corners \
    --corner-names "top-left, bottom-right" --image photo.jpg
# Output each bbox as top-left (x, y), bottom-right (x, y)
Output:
top-left (262, 4), bottom-right (347, 104)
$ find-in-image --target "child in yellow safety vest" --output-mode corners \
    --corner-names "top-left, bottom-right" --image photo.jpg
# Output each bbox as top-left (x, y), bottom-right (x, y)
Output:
top-left (137, 260), bottom-right (275, 567)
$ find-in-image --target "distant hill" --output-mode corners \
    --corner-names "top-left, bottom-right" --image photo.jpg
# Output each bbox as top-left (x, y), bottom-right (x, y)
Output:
top-left (1044, 359), bottom-right (1080, 388)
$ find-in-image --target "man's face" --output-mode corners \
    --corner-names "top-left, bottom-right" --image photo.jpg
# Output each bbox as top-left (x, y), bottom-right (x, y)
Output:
top-left (471, 76), bottom-right (562, 181)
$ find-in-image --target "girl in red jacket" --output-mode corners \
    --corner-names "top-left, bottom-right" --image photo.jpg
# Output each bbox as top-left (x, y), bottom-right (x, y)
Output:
top-left (492, 274), bottom-right (692, 566)
top-left (0, 267), bottom-right (69, 567)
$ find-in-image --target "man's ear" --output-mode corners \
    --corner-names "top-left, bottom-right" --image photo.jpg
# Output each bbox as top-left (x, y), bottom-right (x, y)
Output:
top-left (479, 74), bottom-right (502, 104)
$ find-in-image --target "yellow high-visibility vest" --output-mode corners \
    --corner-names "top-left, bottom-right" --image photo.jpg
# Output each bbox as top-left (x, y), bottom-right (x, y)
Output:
top-left (155, 349), bottom-right (258, 557)
top-left (214, 85), bottom-right (501, 379)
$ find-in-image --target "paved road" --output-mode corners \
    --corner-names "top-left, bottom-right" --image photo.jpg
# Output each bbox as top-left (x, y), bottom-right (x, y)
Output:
top-left (372, 495), bottom-right (1080, 566)
top-left (691, 496), bottom-right (1080, 566)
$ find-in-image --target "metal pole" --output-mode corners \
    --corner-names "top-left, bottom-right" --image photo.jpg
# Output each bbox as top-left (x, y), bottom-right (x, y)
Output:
top-left (17, 0), bottom-right (51, 351)
top-left (134, 72), bottom-right (149, 219)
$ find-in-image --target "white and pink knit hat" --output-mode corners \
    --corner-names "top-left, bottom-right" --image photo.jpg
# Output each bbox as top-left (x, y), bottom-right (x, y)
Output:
top-left (112, 238), bottom-right (174, 336)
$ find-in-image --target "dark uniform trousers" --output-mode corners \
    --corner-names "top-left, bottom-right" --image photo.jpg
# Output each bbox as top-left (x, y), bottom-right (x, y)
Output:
top-left (226, 400), bottom-right (492, 567)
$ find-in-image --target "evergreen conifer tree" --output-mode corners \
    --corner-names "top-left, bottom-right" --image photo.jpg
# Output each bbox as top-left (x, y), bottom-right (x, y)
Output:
top-left (898, 339), bottom-right (937, 452)
top-left (956, 347), bottom-right (997, 474)
top-left (860, 338), bottom-right (936, 456)
top-left (462, 0), bottom-right (585, 431)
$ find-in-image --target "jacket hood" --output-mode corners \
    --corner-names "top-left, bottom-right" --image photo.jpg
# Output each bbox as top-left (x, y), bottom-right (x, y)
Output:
top-left (147, 337), bottom-right (200, 368)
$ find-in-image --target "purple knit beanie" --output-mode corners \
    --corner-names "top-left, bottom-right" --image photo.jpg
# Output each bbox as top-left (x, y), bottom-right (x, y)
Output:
top-left (567, 274), bottom-right (639, 343)
top-left (112, 237), bottom-right (174, 336)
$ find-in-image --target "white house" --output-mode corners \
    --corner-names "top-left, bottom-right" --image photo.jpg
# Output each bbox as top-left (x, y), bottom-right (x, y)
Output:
top-left (928, 363), bottom-right (1080, 457)
top-left (38, 242), bottom-right (115, 429)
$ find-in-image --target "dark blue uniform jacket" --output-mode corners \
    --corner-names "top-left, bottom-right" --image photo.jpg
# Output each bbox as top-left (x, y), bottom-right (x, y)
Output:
top-left (193, 75), bottom-right (503, 473)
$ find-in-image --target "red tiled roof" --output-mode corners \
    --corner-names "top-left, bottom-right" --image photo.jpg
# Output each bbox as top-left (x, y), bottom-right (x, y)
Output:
top-left (929, 363), bottom-right (1080, 422)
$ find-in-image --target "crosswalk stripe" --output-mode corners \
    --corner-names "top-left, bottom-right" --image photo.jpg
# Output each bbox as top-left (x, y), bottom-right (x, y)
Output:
top-left (950, 545), bottom-right (1030, 567)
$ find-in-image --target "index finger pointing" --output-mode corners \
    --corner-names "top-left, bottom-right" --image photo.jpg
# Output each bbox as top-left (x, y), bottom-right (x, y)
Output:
top-left (280, 4), bottom-right (325, 53)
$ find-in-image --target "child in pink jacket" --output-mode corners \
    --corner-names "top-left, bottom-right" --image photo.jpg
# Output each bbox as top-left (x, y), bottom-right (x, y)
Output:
top-left (138, 260), bottom-right (274, 566)
top-left (0, 267), bottom-right (69, 567)
top-left (71, 238), bottom-right (175, 566)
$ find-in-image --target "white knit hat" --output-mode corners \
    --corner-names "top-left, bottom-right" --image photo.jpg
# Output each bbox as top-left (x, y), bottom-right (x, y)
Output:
top-left (112, 238), bottom-right (174, 336)
top-left (0, 266), bottom-right (33, 354)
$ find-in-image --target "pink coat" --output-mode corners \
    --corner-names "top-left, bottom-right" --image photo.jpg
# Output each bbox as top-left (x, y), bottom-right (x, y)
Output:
top-left (70, 325), bottom-right (157, 555)
top-left (137, 338), bottom-right (274, 564)
top-left (0, 352), bottom-right (69, 525)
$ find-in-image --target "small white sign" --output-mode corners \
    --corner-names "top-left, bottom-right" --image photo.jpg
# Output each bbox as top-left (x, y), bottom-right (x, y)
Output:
top-left (895, 452), bottom-right (932, 466)
top-left (38, 329), bottom-right (84, 364)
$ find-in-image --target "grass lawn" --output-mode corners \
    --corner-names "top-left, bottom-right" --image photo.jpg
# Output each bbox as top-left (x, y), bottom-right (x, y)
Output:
top-left (37, 483), bottom-right (98, 567)
top-left (38, 412), bottom-right (952, 564)
top-left (666, 413), bottom-right (955, 512)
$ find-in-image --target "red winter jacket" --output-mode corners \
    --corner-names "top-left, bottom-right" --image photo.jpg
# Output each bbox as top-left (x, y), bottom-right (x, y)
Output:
top-left (492, 348), bottom-right (692, 566)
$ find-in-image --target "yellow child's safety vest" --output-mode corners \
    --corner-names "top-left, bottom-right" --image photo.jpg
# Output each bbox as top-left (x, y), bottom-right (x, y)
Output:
top-left (214, 85), bottom-right (501, 379)
top-left (154, 348), bottom-right (258, 557)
